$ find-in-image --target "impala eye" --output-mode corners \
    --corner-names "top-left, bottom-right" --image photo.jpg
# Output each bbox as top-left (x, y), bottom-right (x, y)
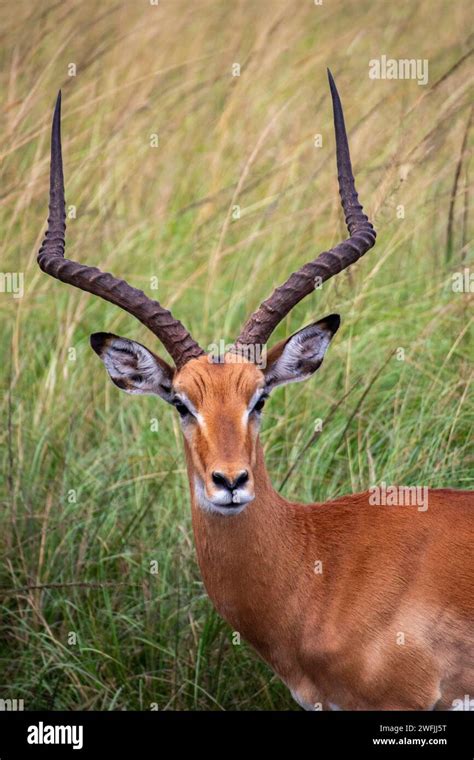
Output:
top-left (174, 401), bottom-right (190, 417)
top-left (253, 396), bottom-right (266, 413)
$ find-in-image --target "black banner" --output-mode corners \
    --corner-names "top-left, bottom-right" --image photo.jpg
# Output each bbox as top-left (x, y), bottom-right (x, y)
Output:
top-left (0, 710), bottom-right (471, 757)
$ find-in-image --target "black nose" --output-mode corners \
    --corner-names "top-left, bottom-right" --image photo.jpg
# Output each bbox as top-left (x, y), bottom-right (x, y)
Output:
top-left (212, 470), bottom-right (249, 491)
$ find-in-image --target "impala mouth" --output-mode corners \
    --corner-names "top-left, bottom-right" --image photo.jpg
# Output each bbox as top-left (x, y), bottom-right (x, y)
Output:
top-left (208, 491), bottom-right (255, 516)
top-left (193, 477), bottom-right (254, 515)
top-left (214, 493), bottom-right (254, 508)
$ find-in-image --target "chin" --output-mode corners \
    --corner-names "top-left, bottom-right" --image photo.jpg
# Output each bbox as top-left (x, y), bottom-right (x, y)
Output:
top-left (207, 503), bottom-right (249, 517)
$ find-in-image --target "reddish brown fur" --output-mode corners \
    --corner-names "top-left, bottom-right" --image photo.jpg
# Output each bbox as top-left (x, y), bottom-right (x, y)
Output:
top-left (175, 356), bottom-right (473, 711)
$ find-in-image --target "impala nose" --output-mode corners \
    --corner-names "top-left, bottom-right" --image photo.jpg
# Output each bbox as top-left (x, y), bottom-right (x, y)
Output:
top-left (212, 470), bottom-right (249, 492)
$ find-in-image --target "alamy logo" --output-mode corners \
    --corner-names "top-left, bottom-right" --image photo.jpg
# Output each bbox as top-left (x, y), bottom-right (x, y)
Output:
top-left (27, 722), bottom-right (83, 750)
top-left (452, 268), bottom-right (474, 293)
top-left (369, 55), bottom-right (429, 86)
top-left (452, 694), bottom-right (474, 711)
top-left (369, 482), bottom-right (428, 512)
top-left (0, 272), bottom-right (24, 299)
top-left (207, 340), bottom-right (266, 368)
top-left (0, 698), bottom-right (24, 711)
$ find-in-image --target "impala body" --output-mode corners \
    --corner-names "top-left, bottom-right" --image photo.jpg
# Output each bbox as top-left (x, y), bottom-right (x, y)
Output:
top-left (37, 72), bottom-right (473, 710)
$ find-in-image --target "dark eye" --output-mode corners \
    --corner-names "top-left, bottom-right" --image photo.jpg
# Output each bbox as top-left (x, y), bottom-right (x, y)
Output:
top-left (174, 402), bottom-right (189, 417)
top-left (253, 397), bottom-right (266, 413)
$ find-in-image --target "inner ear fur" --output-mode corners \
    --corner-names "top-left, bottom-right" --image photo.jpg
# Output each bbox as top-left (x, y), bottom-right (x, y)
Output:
top-left (90, 332), bottom-right (175, 399)
top-left (264, 314), bottom-right (340, 390)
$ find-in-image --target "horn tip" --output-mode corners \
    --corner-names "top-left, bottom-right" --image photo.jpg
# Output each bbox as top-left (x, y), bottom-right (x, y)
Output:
top-left (53, 90), bottom-right (62, 123)
top-left (327, 68), bottom-right (339, 100)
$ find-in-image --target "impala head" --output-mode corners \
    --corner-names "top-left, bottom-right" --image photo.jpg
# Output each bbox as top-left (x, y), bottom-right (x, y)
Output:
top-left (37, 70), bottom-right (375, 517)
top-left (89, 313), bottom-right (340, 514)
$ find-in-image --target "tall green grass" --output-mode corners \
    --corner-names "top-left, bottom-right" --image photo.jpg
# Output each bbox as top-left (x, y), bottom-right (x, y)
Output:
top-left (0, 0), bottom-right (472, 709)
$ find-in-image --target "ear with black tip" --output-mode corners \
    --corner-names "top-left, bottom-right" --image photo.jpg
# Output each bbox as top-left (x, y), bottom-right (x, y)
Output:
top-left (263, 314), bottom-right (340, 391)
top-left (90, 332), bottom-right (175, 401)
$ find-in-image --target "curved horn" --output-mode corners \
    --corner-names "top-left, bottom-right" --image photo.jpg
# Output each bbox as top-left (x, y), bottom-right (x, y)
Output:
top-left (37, 92), bottom-right (205, 370)
top-left (235, 70), bottom-right (376, 349)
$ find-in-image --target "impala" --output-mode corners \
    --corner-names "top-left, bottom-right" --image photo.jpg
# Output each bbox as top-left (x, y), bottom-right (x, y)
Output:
top-left (38, 72), bottom-right (473, 711)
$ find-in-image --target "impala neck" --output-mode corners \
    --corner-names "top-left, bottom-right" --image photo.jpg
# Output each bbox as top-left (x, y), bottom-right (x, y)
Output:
top-left (183, 438), bottom-right (300, 650)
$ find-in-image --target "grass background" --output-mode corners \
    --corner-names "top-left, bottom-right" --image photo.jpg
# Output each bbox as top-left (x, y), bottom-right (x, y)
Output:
top-left (0, 0), bottom-right (472, 710)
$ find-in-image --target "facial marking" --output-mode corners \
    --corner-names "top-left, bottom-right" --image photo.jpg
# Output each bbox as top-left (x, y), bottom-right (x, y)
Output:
top-left (242, 387), bottom-right (265, 427)
top-left (173, 391), bottom-right (205, 427)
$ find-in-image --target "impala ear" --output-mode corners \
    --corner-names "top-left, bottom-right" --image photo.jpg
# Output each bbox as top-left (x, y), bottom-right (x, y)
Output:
top-left (263, 314), bottom-right (340, 391)
top-left (90, 333), bottom-right (175, 401)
